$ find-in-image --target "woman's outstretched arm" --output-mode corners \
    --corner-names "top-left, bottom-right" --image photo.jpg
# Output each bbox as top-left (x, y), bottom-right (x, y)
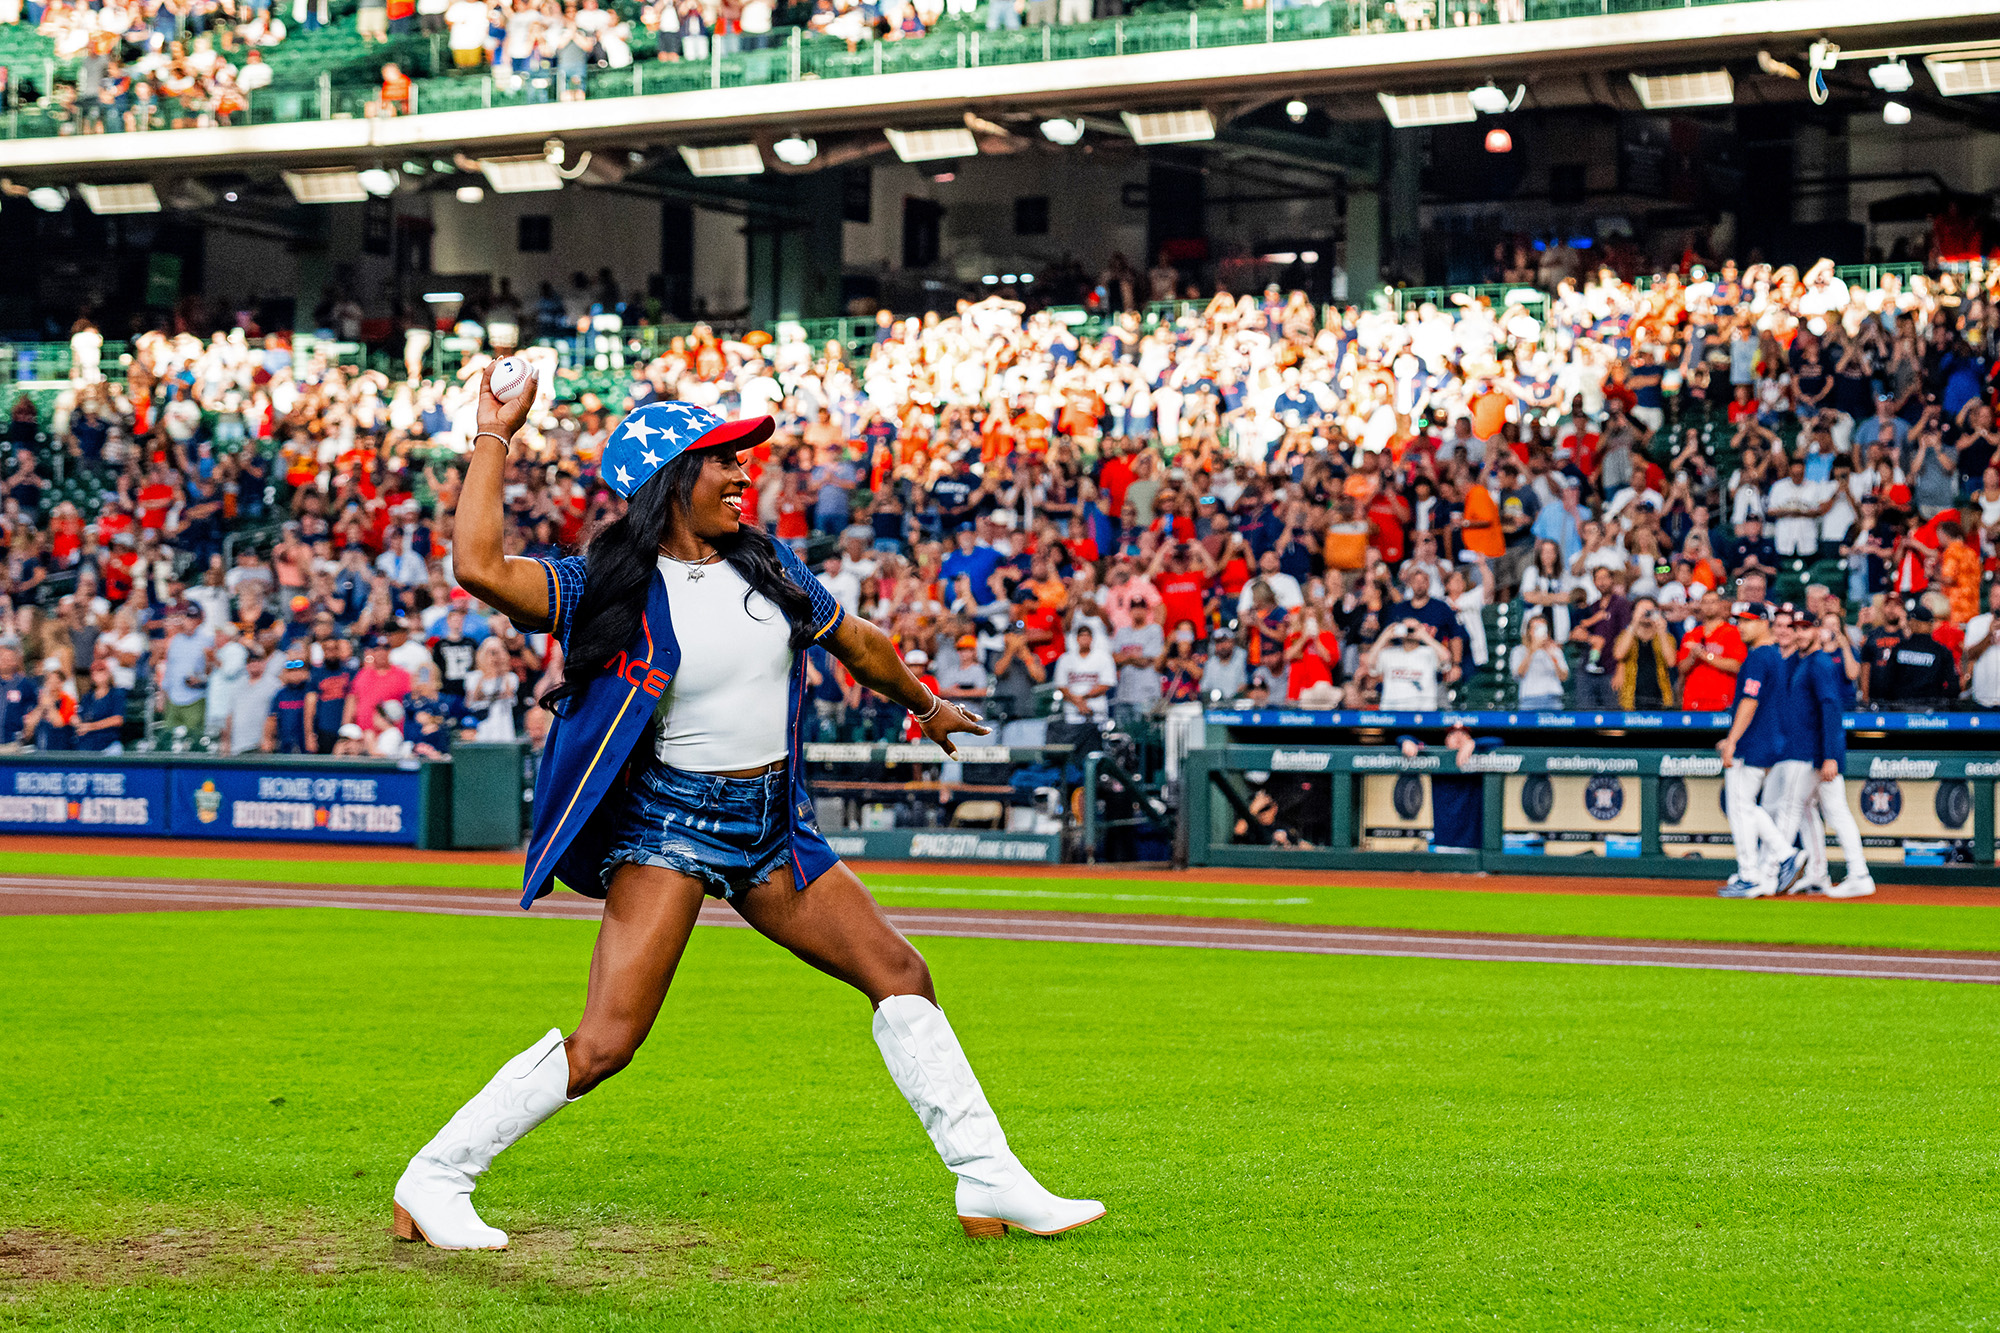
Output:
top-left (825, 614), bottom-right (989, 757)
top-left (453, 364), bottom-right (553, 628)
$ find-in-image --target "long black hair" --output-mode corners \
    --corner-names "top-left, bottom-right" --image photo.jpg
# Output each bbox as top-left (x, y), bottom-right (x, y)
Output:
top-left (541, 445), bottom-right (817, 711)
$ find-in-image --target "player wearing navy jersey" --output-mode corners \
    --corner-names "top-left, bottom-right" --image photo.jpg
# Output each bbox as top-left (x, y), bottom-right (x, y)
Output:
top-left (1790, 618), bottom-right (1875, 897)
top-left (1716, 602), bottom-right (1789, 898)
top-left (1750, 607), bottom-right (1819, 896)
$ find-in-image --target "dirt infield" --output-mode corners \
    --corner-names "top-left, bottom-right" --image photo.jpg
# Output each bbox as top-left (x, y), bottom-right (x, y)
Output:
top-left (6, 872), bottom-right (1998, 985)
top-left (8, 835), bottom-right (2000, 906)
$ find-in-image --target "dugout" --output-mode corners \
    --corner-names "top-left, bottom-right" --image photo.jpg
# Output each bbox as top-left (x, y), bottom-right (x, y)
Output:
top-left (1184, 708), bottom-right (2000, 886)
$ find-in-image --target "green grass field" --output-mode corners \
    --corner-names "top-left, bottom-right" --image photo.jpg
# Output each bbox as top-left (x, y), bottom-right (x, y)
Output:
top-left (6, 905), bottom-right (2000, 1330)
top-left (11, 848), bottom-right (2000, 953)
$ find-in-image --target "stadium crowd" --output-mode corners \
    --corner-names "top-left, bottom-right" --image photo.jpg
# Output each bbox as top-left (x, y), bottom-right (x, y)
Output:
top-left (2, 255), bottom-right (1999, 757)
top-left (9, 0), bottom-right (1236, 136)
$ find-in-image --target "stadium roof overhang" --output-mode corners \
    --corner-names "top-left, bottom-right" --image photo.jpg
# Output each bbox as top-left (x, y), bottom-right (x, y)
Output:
top-left (0, 0), bottom-right (1993, 184)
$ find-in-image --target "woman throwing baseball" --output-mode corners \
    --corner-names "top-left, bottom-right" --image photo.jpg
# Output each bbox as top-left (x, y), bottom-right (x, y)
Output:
top-left (392, 368), bottom-right (1102, 1248)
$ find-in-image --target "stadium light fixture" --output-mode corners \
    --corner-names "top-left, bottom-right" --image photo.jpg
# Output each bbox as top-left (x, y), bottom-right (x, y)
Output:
top-left (455, 185), bottom-right (485, 204)
top-left (1924, 55), bottom-right (2000, 96)
top-left (28, 186), bottom-right (71, 212)
top-left (282, 169), bottom-right (370, 204)
top-left (1376, 91), bottom-right (1475, 128)
top-left (1466, 82), bottom-right (1525, 114)
top-left (1120, 110), bottom-right (1215, 145)
top-left (1002, 273), bottom-right (1018, 283)
top-left (982, 274), bottom-right (999, 285)
top-left (1284, 99), bottom-right (1308, 123)
top-left (1299, 251), bottom-right (1318, 264)
top-left (1882, 100), bottom-right (1912, 125)
top-left (223, 191), bottom-right (239, 202)
top-left (885, 127), bottom-right (979, 162)
top-left (678, 144), bottom-right (765, 177)
top-left (78, 183), bottom-right (161, 215)
top-left (1039, 118), bottom-right (1085, 146)
top-left (357, 168), bottom-right (400, 198)
top-left (422, 291), bottom-right (465, 303)
top-left (1020, 272), bottom-right (1035, 282)
top-left (773, 136), bottom-right (818, 167)
top-left (1868, 58), bottom-right (1914, 93)
top-left (1484, 127), bottom-right (1513, 153)
top-left (480, 155), bottom-right (566, 192)
top-left (1627, 70), bottom-right (1733, 109)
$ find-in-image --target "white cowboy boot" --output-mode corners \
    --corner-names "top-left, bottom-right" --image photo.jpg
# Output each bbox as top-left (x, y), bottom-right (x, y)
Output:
top-left (873, 994), bottom-right (1104, 1239)
top-left (392, 1028), bottom-right (575, 1249)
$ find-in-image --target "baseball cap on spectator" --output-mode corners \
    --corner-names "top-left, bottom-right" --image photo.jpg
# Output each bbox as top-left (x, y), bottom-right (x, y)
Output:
top-left (290, 595), bottom-right (311, 615)
top-left (955, 634), bottom-right (977, 649)
top-left (1212, 626), bottom-right (1236, 641)
top-left (1887, 484), bottom-right (1913, 507)
top-left (903, 649), bottom-right (929, 667)
top-left (338, 723), bottom-right (365, 741)
top-left (1732, 601), bottom-right (1770, 621)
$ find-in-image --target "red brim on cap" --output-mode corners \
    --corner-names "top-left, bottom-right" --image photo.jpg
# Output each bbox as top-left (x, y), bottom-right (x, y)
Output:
top-left (687, 414), bottom-right (772, 462)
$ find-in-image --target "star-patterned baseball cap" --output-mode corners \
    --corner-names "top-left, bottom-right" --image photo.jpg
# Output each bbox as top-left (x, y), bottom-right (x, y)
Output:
top-left (598, 401), bottom-right (774, 499)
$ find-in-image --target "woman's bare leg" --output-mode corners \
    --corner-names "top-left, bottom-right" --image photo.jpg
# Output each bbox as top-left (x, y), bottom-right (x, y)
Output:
top-left (727, 861), bottom-right (935, 1007)
top-left (564, 863), bottom-right (710, 1097)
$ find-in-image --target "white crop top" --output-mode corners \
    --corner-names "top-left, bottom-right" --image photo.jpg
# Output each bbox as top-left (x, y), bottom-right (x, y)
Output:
top-left (652, 556), bottom-right (792, 771)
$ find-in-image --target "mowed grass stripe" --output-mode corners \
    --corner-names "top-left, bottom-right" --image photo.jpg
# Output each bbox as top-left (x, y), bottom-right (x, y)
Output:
top-left (6, 849), bottom-right (2000, 954)
top-left (4, 908), bottom-right (2000, 1330)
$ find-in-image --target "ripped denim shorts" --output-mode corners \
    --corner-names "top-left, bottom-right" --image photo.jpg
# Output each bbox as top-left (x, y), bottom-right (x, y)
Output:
top-left (603, 760), bottom-right (792, 903)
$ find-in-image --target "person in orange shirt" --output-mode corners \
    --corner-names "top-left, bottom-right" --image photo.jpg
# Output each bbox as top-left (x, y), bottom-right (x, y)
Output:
top-left (1455, 474), bottom-right (1506, 561)
top-left (1936, 519), bottom-right (1982, 624)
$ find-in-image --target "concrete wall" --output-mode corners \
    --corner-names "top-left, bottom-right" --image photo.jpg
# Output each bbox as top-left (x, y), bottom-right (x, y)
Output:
top-left (430, 187), bottom-right (665, 305)
top-left (844, 149), bottom-right (1150, 285)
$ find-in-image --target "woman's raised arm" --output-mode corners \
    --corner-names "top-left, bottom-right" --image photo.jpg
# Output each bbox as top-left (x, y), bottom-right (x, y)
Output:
top-left (453, 364), bottom-right (555, 629)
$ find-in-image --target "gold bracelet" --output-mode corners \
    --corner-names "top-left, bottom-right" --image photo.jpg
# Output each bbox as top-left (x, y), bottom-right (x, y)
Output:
top-left (473, 431), bottom-right (509, 449)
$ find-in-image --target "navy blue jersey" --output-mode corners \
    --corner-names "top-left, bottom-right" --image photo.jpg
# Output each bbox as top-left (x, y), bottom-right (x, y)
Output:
top-left (1784, 650), bottom-right (1845, 767)
top-left (75, 687), bottom-right (126, 752)
top-left (403, 692), bottom-right (469, 752)
top-left (1732, 644), bottom-right (1792, 769)
top-left (269, 685), bottom-right (312, 753)
top-left (310, 665), bottom-right (353, 735)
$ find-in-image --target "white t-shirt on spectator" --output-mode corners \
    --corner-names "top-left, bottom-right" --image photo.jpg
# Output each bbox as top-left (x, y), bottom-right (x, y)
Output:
top-left (1965, 612), bottom-right (2000, 708)
top-left (446, 0), bottom-right (488, 43)
top-left (1053, 647), bottom-right (1116, 722)
top-left (1453, 585), bottom-right (1488, 668)
top-left (1766, 476), bottom-right (1824, 555)
top-left (1376, 642), bottom-right (1441, 710)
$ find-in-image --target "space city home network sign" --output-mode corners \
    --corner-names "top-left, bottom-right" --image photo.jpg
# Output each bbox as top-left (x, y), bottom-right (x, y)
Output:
top-left (0, 766), bottom-right (166, 832)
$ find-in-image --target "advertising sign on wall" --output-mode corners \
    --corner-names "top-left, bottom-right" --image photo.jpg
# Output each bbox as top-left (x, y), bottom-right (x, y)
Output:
top-left (0, 765), bottom-right (168, 835)
top-left (168, 767), bottom-right (423, 844)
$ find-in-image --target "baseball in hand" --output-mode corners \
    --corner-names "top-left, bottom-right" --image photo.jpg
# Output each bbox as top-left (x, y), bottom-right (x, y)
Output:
top-left (488, 356), bottom-right (533, 403)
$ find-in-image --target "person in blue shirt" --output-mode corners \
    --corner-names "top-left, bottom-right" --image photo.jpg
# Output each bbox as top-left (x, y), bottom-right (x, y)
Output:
top-left (26, 668), bottom-right (75, 751)
top-left (75, 659), bottom-right (128, 753)
top-left (1716, 602), bottom-right (1791, 898)
top-left (1742, 605), bottom-right (1829, 897)
top-left (939, 523), bottom-right (1002, 595)
top-left (266, 659), bottom-right (315, 754)
top-left (0, 645), bottom-right (39, 744)
top-left (1786, 618), bottom-right (1874, 898)
top-left (401, 664), bottom-right (469, 757)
